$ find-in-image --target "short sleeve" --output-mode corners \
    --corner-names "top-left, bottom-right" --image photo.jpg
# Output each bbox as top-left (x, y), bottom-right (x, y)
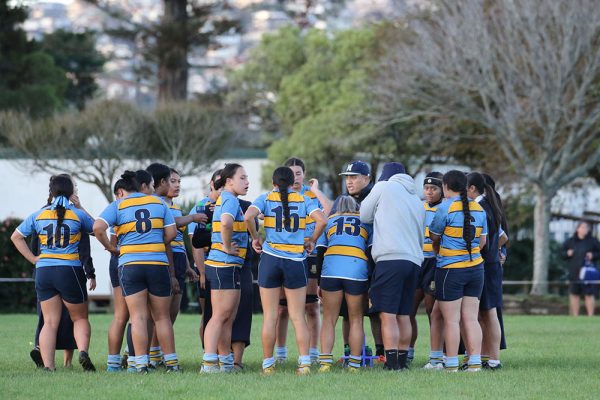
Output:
top-left (187, 204), bottom-right (199, 234)
top-left (304, 195), bottom-right (319, 215)
top-left (250, 193), bottom-right (267, 214)
top-left (480, 213), bottom-right (488, 236)
top-left (163, 205), bottom-right (175, 227)
top-left (221, 194), bottom-right (240, 218)
top-left (16, 211), bottom-right (38, 237)
top-left (429, 206), bottom-right (447, 236)
top-left (98, 201), bottom-right (118, 227)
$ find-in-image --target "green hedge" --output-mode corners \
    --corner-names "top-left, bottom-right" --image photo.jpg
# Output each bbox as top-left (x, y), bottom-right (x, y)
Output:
top-left (0, 219), bottom-right (37, 312)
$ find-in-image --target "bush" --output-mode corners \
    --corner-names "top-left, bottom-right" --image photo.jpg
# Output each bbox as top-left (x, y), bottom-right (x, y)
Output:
top-left (0, 219), bottom-right (37, 312)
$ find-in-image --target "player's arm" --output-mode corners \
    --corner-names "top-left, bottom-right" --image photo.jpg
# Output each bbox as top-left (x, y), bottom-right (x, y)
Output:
top-left (11, 231), bottom-right (38, 265)
top-left (175, 213), bottom-right (207, 227)
top-left (93, 219), bottom-right (118, 255)
top-left (430, 233), bottom-right (441, 255)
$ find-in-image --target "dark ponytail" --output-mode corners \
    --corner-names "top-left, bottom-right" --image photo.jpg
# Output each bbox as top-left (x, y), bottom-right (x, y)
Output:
top-left (119, 170), bottom-right (139, 192)
top-left (467, 172), bottom-right (503, 232)
top-left (273, 166), bottom-right (295, 230)
top-left (213, 163), bottom-right (243, 191)
top-left (444, 170), bottom-right (474, 261)
top-left (49, 175), bottom-right (74, 241)
top-left (483, 173), bottom-right (508, 237)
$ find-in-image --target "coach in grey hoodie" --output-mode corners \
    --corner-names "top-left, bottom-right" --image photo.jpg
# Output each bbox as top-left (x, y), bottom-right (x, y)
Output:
top-left (360, 162), bottom-right (425, 370)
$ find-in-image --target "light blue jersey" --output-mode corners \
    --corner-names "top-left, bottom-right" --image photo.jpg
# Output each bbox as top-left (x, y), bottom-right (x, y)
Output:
top-left (322, 213), bottom-right (371, 281)
top-left (429, 196), bottom-right (488, 269)
top-left (99, 193), bottom-right (175, 266)
top-left (205, 191), bottom-right (248, 267)
top-left (17, 205), bottom-right (94, 268)
top-left (251, 189), bottom-right (319, 261)
top-left (165, 199), bottom-right (186, 254)
top-left (423, 201), bottom-right (442, 258)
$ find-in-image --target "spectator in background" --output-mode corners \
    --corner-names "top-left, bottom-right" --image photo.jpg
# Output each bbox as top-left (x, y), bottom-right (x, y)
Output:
top-left (563, 221), bottom-right (600, 316)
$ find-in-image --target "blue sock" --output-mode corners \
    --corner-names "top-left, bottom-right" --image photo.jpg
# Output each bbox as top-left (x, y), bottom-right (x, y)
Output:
top-left (164, 353), bottom-right (178, 367)
top-left (219, 353), bottom-right (234, 372)
top-left (430, 350), bottom-right (444, 365)
top-left (203, 353), bottom-right (218, 365)
top-left (468, 354), bottom-right (481, 369)
top-left (262, 357), bottom-right (275, 369)
top-left (107, 354), bottom-right (121, 369)
top-left (309, 347), bottom-right (319, 360)
top-left (298, 355), bottom-right (311, 367)
top-left (445, 356), bottom-right (459, 370)
top-left (408, 347), bottom-right (415, 359)
top-left (275, 346), bottom-right (287, 359)
top-left (135, 354), bottom-right (149, 370)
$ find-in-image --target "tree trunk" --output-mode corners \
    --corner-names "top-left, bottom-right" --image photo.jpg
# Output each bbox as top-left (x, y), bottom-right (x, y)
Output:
top-left (158, 0), bottom-right (188, 102)
top-left (530, 184), bottom-right (554, 295)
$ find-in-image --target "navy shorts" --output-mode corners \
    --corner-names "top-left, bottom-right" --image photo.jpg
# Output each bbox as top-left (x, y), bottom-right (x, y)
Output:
top-left (206, 265), bottom-right (241, 290)
top-left (173, 252), bottom-right (188, 293)
top-left (109, 254), bottom-right (119, 288)
top-left (258, 253), bottom-right (307, 289)
top-left (570, 282), bottom-right (599, 297)
top-left (35, 265), bottom-right (88, 304)
top-left (419, 257), bottom-right (437, 295)
top-left (305, 256), bottom-right (319, 280)
top-left (480, 262), bottom-right (503, 311)
top-left (119, 264), bottom-right (172, 297)
top-left (435, 264), bottom-right (484, 302)
top-left (369, 260), bottom-right (419, 315)
top-left (321, 277), bottom-right (368, 296)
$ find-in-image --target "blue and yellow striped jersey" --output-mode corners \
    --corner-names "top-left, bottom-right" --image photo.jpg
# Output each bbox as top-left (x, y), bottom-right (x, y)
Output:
top-left (187, 196), bottom-right (213, 234)
top-left (322, 213), bottom-right (371, 281)
top-left (429, 196), bottom-right (488, 269)
top-left (423, 200), bottom-right (442, 258)
top-left (164, 199), bottom-right (186, 254)
top-left (99, 193), bottom-right (175, 267)
top-left (17, 205), bottom-right (94, 268)
top-left (300, 185), bottom-right (324, 253)
top-left (250, 189), bottom-right (319, 260)
top-left (205, 191), bottom-right (248, 267)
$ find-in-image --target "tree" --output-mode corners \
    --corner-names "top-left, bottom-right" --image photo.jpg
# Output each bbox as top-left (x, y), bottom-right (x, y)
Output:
top-left (85, 0), bottom-right (240, 101)
top-left (0, 1), bottom-right (69, 118)
top-left (41, 30), bottom-right (106, 110)
top-left (0, 101), bottom-right (148, 201)
top-left (372, 0), bottom-right (600, 294)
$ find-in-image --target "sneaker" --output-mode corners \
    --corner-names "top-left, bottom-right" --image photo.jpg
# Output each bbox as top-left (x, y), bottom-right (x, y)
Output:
top-left (149, 360), bottom-right (165, 369)
top-left (275, 357), bottom-right (287, 364)
top-left (200, 364), bottom-right (221, 374)
top-left (233, 363), bottom-right (244, 372)
top-left (459, 356), bottom-right (469, 371)
top-left (127, 366), bottom-right (137, 373)
top-left (42, 367), bottom-right (55, 373)
top-left (318, 364), bottom-right (332, 373)
top-left (467, 366), bottom-right (481, 372)
top-left (30, 347), bottom-right (44, 368)
top-left (296, 365), bottom-right (311, 376)
top-left (106, 366), bottom-right (122, 372)
top-left (79, 351), bottom-right (96, 372)
top-left (423, 362), bottom-right (444, 370)
top-left (445, 366), bottom-right (459, 373)
top-left (137, 366), bottom-right (149, 374)
top-left (166, 365), bottom-right (182, 373)
top-left (262, 365), bottom-right (276, 376)
top-left (347, 366), bottom-right (360, 373)
top-left (483, 361), bottom-right (503, 371)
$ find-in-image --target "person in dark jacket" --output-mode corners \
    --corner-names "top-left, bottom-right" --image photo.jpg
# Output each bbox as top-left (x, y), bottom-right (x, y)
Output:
top-left (563, 221), bottom-right (600, 316)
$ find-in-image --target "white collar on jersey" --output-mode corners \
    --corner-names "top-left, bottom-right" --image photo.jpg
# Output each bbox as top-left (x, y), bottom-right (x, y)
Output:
top-left (475, 194), bottom-right (485, 203)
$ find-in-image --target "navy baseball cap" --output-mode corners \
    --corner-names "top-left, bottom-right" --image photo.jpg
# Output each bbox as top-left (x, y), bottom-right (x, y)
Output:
top-left (339, 160), bottom-right (370, 176)
top-left (378, 162), bottom-right (406, 181)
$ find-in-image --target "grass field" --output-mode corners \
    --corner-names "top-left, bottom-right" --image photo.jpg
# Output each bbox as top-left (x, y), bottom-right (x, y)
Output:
top-left (0, 313), bottom-right (598, 399)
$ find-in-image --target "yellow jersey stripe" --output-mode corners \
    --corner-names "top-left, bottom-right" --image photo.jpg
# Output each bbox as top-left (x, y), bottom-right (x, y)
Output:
top-left (448, 201), bottom-right (484, 213)
top-left (210, 243), bottom-right (248, 259)
top-left (439, 246), bottom-right (481, 257)
top-left (39, 253), bottom-right (79, 260)
top-left (212, 221), bottom-right (247, 233)
top-left (35, 209), bottom-right (80, 222)
top-left (120, 243), bottom-right (166, 253)
top-left (268, 243), bottom-right (304, 253)
top-left (423, 243), bottom-right (434, 252)
top-left (264, 216), bottom-right (306, 230)
top-left (171, 240), bottom-right (185, 247)
top-left (38, 232), bottom-right (82, 246)
top-left (115, 218), bottom-right (165, 236)
top-left (123, 261), bottom-right (169, 266)
top-left (266, 192), bottom-right (306, 203)
top-left (443, 226), bottom-right (483, 238)
top-left (325, 245), bottom-right (367, 261)
top-left (441, 256), bottom-right (483, 269)
top-left (205, 260), bottom-right (242, 267)
top-left (360, 227), bottom-right (368, 241)
top-left (119, 196), bottom-right (163, 210)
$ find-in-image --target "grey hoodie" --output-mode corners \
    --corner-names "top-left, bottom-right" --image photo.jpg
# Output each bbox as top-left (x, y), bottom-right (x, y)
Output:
top-left (360, 174), bottom-right (425, 265)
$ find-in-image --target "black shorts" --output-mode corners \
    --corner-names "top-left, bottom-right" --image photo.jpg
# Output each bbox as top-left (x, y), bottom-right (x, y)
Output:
top-left (321, 277), bottom-right (368, 296)
top-left (435, 264), bottom-right (484, 302)
top-left (206, 265), bottom-right (241, 290)
top-left (35, 265), bottom-right (87, 304)
top-left (258, 253), bottom-right (307, 289)
top-left (369, 260), bottom-right (419, 315)
top-left (570, 282), bottom-right (600, 296)
top-left (119, 264), bottom-right (172, 297)
top-left (109, 254), bottom-right (119, 288)
top-left (305, 256), bottom-right (319, 280)
top-left (419, 257), bottom-right (436, 295)
top-left (173, 252), bottom-right (188, 293)
top-left (480, 262), bottom-right (503, 311)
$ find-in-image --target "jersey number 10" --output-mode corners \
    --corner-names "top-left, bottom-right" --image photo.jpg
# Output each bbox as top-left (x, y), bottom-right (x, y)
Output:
top-left (42, 223), bottom-right (71, 248)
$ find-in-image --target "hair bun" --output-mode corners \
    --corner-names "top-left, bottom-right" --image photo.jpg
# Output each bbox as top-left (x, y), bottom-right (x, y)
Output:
top-left (121, 170), bottom-right (136, 179)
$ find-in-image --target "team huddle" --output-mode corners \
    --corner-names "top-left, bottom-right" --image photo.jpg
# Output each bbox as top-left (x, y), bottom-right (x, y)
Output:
top-left (11, 157), bottom-right (508, 374)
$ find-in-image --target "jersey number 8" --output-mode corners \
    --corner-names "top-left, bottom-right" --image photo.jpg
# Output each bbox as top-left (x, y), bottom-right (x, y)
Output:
top-left (134, 209), bottom-right (152, 234)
